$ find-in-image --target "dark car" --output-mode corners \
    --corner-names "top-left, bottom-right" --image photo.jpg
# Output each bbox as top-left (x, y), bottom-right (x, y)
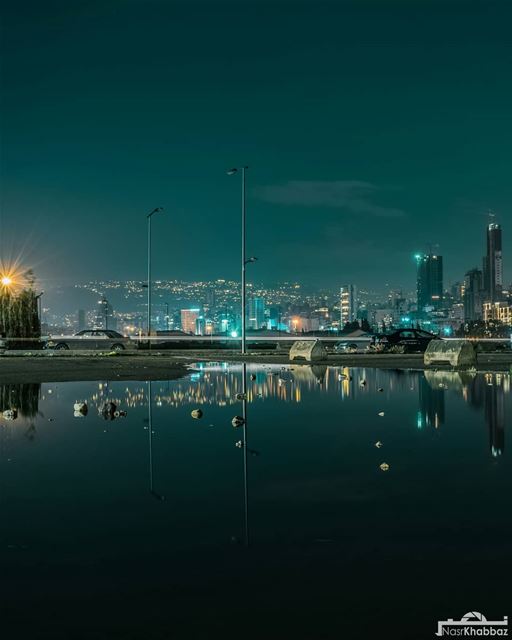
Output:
top-left (46, 329), bottom-right (133, 351)
top-left (372, 329), bottom-right (439, 353)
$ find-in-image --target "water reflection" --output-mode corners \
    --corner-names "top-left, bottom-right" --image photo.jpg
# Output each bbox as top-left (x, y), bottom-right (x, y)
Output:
top-left (418, 376), bottom-right (445, 429)
top-left (0, 383), bottom-right (41, 419)
top-left (0, 383), bottom-right (41, 446)
top-left (147, 380), bottom-right (165, 501)
top-left (0, 367), bottom-right (509, 462)
top-left (423, 370), bottom-right (507, 457)
top-left (241, 363), bottom-right (249, 546)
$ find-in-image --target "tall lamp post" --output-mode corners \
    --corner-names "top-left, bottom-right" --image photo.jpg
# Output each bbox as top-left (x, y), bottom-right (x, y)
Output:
top-left (147, 207), bottom-right (164, 350)
top-left (227, 167), bottom-right (257, 355)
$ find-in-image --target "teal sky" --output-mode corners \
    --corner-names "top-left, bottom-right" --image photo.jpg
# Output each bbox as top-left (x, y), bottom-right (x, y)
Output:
top-left (1, 0), bottom-right (511, 291)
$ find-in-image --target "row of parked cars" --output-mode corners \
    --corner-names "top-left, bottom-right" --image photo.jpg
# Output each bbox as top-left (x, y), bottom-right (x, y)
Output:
top-left (1, 328), bottom-right (441, 353)
top-left (334, 328), bottom-right (439, 354)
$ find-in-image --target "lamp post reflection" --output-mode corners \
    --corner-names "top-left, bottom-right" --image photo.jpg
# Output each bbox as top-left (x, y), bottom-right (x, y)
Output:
top-left (241, 363), bottom-right (249, 546)
top-left (147, 380), bottom-right (165, 501)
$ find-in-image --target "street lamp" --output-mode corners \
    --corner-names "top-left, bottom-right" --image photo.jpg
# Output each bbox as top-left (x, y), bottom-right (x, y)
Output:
top-left (227, 166), bottom-right (254, 355)
top-left (147, 207), bottom-right (164, 350)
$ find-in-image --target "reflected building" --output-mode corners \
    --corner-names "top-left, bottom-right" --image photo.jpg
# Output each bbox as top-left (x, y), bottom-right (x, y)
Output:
top-left (484, 375), bottom-right (505, 457)
top-left (418, 375), bottom-right (445, 429)
top-left (463, 373), bottom-right (506, 457)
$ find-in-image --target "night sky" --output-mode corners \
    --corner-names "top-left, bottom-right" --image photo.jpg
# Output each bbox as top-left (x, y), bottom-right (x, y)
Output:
top-left (1, 0), bottom-right (511, 290)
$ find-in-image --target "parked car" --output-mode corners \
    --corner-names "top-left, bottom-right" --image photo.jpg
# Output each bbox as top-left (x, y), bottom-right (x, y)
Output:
top-left (46, 329), bottom-right (133, 351)
top-left (372, 329), bottom-right (439, 353)
top-left (333, 341), bottom-right (363, 353)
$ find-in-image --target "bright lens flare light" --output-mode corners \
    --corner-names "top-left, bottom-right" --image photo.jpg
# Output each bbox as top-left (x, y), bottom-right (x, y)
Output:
top-left (1, 276), bottom-right (13, 287)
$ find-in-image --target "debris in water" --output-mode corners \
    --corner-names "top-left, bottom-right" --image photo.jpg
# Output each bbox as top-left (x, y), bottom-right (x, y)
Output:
top-left (232, 415), bottom-right (245, 428)
top-left (235, 440), bottom-right (243, 448)
top-left (2, 409), bottom-right (18, 421)
top-left (359, 379), bottom-right (367, 387)
top-left (191, 409), bottom-right (203, 419)
top-left (73, 402), bottom-right (88, 416)
top-left (250, 374), bottom-right (256, 381)
top-left (100, 402), bottom-right (117, 420)
top-left (375, 441), bottom-right (383, 448)
top-left (379, 463), bottom-right (390, 471)
top-left (378, 388), bottom-right (384, 392)
top-left (378, 411), bottom-right (385, 417)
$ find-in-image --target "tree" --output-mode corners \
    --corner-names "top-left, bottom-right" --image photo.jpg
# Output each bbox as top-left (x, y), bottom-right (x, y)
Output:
top-left (0, 270), bottom-right (41, 344)
top-left (360, 318), bottom-right (371, 332)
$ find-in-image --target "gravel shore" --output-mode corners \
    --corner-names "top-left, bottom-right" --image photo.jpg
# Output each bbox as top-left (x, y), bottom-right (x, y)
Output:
top-left (1, 349), bottom-right (511, 383)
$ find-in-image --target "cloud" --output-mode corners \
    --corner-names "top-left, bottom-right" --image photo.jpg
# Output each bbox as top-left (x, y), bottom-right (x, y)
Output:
top-left (253, 180), bottom-right (405, 218)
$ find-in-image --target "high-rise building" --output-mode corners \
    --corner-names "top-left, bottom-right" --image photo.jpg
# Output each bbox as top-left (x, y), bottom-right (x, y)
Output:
top-left (416, 253), bottom-right (443, 310)
top-left (483, 222), bottom-right (503, 303)
top-left (483, 301), bottom-right (512, 324)
top-left (248, 297), bottom-right (266, 330)
top-left (77, 309), bottom-right (86, 331)
top-left (94, 296), bottom-right (115, 330)
top-left (463, 268), bottom-right (483, 321)
top-left (181, 308), bottom-right (200, 334)
top-left (340, 285), bottom-right (358, 325)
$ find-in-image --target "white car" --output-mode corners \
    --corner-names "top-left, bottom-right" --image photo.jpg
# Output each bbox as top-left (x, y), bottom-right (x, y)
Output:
top-left (46, 329), bottom-right (133, 351)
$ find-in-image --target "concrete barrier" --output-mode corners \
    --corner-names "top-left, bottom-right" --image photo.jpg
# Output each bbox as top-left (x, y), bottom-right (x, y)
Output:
top-left (424, 339), bottom-right (476, 368)
top-left (289, 340), bottom-right (327, 362)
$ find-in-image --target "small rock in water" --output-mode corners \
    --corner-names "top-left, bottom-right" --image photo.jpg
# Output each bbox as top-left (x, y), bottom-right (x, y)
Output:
top-left (73, 402), bottom-right (88, 416)
top-left (379, 462), bottom-right (390, 471)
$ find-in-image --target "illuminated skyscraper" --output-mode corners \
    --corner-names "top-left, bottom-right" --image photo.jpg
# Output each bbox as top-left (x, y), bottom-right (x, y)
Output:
top-left (94, 296), bottom-right (115, 330)
top-left (483, 222), bottom-right (503, 303)
top-left (248, 297), bottom-right (266, 330)
top-left (340, 285), bottom-right (358, 325)
top-left (181, 308), bottom-right (200, 334)
top-left (416, 253), bottom-right (443, 310)
top-left (77, 309), bottom-right (86, 331)
top-left (463, 268), bottom-right (483, 321)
